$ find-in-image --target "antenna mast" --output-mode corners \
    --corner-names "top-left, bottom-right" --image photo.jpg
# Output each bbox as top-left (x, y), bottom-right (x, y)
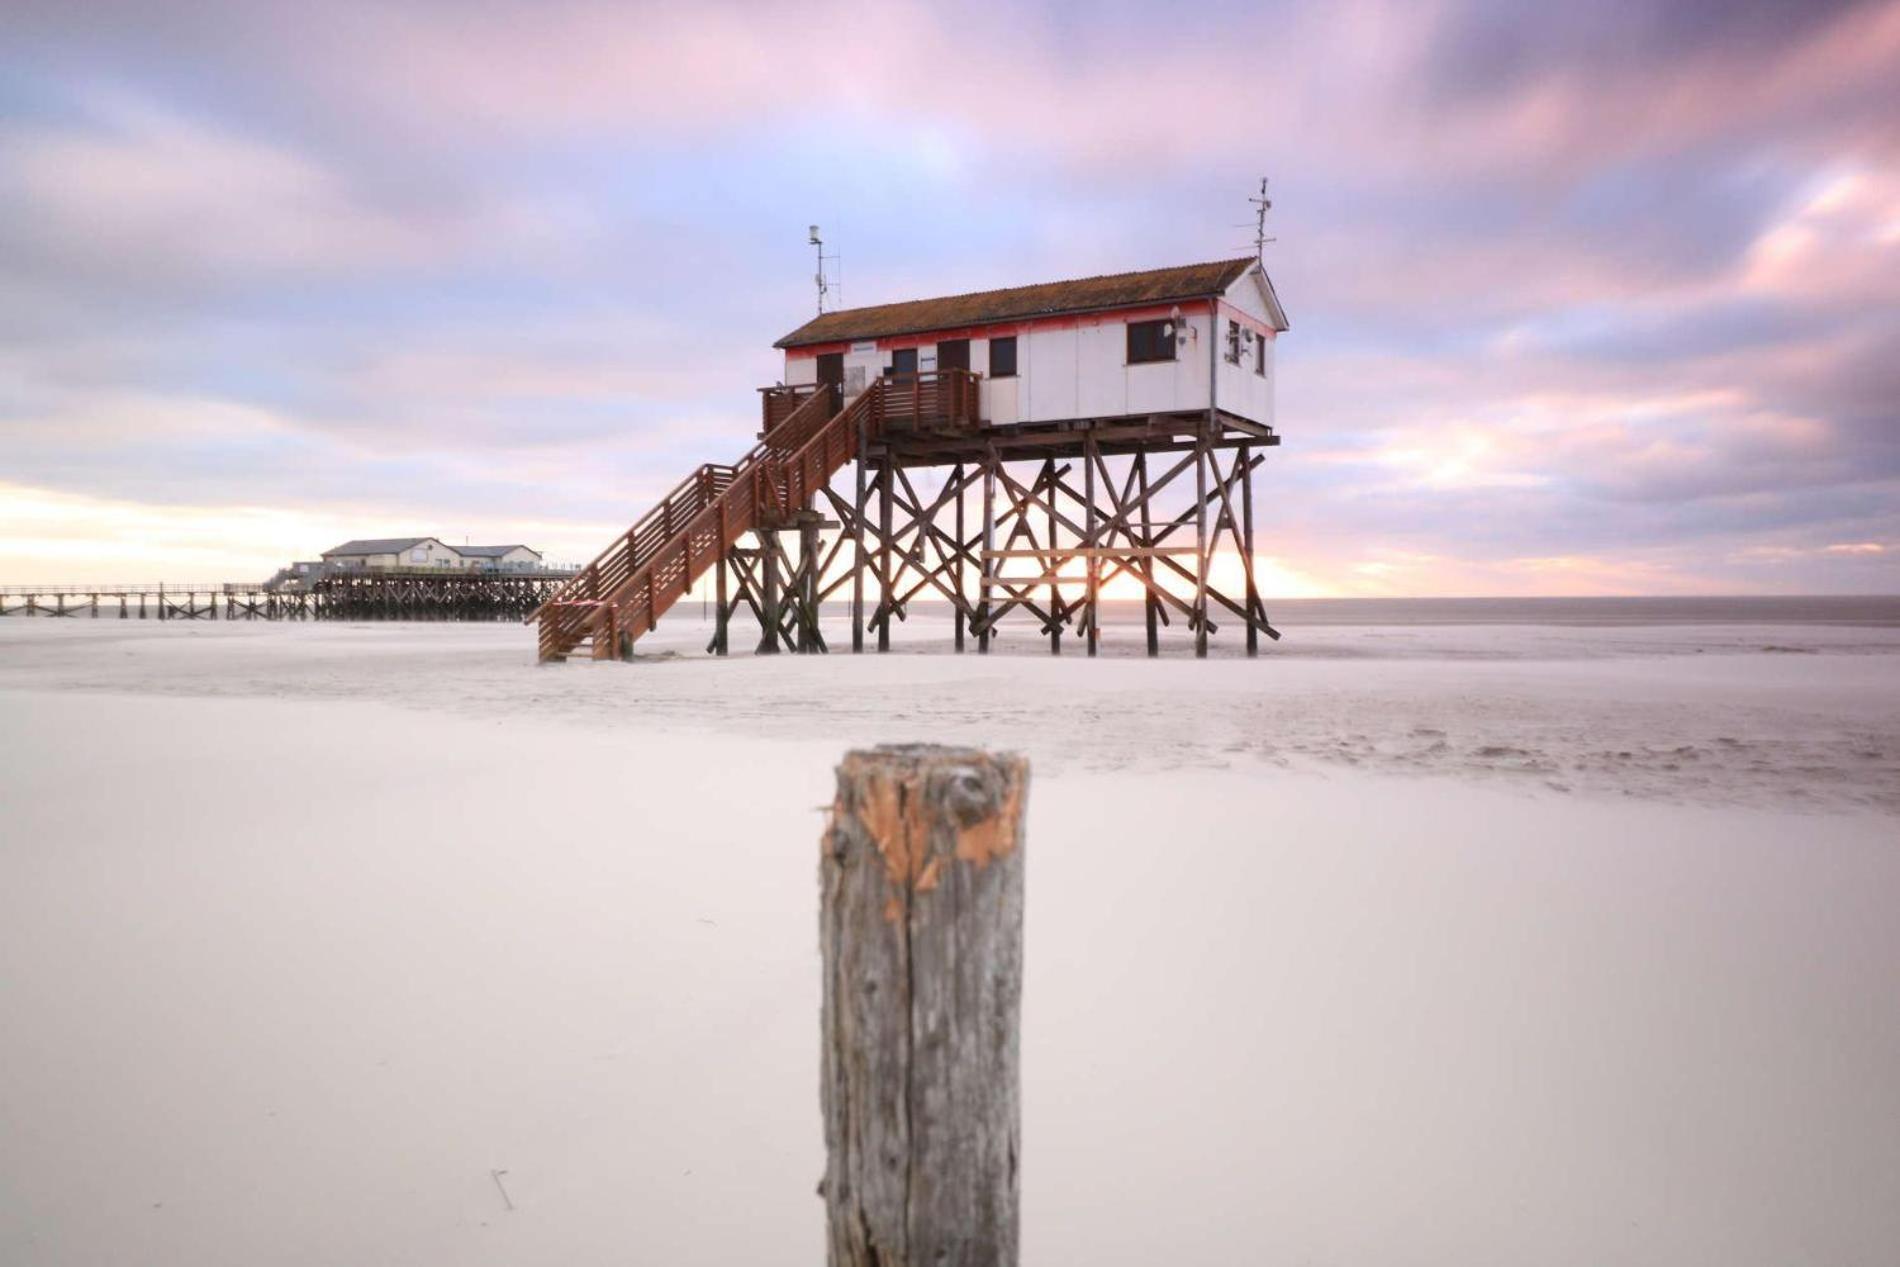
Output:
top-left (809, 224), bottom-right (841, 315)
top-left (1249, 177), bottom-right (1275, 260)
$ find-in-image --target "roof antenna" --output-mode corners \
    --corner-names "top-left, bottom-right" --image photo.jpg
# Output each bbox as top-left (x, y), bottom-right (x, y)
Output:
top-left (810, 225), bottom-right (841, 315)
top-left (1249, 177), bottom-right (1275, 261)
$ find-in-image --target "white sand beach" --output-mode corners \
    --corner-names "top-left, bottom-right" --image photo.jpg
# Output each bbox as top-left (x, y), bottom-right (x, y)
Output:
top-left (2, 614), bottom-right (1898, 1265)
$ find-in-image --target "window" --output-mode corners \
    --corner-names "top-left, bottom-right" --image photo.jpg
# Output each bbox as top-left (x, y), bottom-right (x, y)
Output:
top-left (988, 336), bottom-right (1017, 378)
top-left (887, 347), bottom-right (918, 377)
top-left (1255, 331), bottom-right (1267, 376)
top-left (1225, 320), bottom-right (1242, 365)
top-left (1126, 319), bottom-right (1176, 364)
top-left (937, 339), bottom-right (970, 373)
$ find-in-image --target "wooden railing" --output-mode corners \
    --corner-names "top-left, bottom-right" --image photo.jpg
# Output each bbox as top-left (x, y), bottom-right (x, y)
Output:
top-left (877, 369), bottom-right (980, 431)
top-left (761, 382), bottom-right (834, 435)
top-left (534, 383), bottom-right (879, 661)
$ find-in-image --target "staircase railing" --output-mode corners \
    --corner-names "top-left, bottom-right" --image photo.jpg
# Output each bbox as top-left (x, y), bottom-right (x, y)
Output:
top-left (760, 382), bottom-right (833, 435)
top-left (534, 383), bottom-right (880, 661)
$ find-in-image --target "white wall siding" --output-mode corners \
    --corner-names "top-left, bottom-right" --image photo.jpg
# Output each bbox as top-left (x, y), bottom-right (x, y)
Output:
top-left (1215, 269), bottom-right (1279, 431)
top-left (1021, 324), bottom-right (1073, 421)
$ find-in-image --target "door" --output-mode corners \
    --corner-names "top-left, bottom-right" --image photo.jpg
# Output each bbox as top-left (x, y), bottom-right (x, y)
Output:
top-left (936, 339), bottom-right (970, 373)
top-left (815, 352), bottom-right (844, 412)
top-left (934, 340), bottom-right (972, 422)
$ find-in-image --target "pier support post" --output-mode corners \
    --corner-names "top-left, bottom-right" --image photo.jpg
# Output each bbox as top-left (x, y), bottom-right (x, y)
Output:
top-left (1043, 456), bottom-right (1060, 656)
top-left (758, 531), bottom-right (781, 656)
top-left (953, 463), bottom-right (967, 653)
top-left (1083, 436), bottom-right (1099, 657)
top-left (1194, 423), bottom-right (1211, 659)
top-left (876, 460), bottom-right (894, 653)
top-left (821, 744), bottom-right (1027, 1267)
top-left (852, 445), bottom-right (868, 654)
top-left (1240, 442), bottom-right (1259, 658)
top-left (714, 551), bottom-right (730, 656)
top-left (1137, 452), bottom-right (1159, 656)
top-left (798, 515), bottom-right (823, 654)
top-left (977, 448), bottom-right (996, 654)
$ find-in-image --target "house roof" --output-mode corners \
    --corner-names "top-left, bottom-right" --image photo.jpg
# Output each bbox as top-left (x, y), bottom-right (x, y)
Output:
top-left (322, 537), bottom-right (434, 557)
top-left (458, 544), bottom-right (539, 558)
top-left (775, 257), bottom-right (1267, 348)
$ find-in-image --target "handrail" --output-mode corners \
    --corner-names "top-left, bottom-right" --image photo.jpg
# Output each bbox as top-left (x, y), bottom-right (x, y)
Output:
top-left (533, 381), bottom-right (880, 659)
top-left (761, 382), bottom-right (829, 435)
top-left (527, 459), bottom-right (742, 622)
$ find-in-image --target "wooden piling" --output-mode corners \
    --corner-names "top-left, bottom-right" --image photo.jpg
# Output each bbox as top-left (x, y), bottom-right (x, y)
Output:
top-left (820, 744), bottom-right (1027, 1267)
top-left (876, 461), bottom-right (894, 653)
top-left (714, 550), bottom-right (730, 656)
top-left (758, 532), bottom-right (782, 655)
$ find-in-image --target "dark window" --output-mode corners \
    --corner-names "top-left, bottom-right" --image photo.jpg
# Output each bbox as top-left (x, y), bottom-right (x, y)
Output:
top-left (1126, 319), bottom-right (1176, 364)
top-left (989, 336), bottom-right (1017, 378)
top-left (1225, 320), bottom-right (1242, 365)
top-left (887, 347), bottom-right (918, 376)
top-left (1255, 332), bottom-right (1267, 376)
top-left (937, 339), bottom-right (970, 372)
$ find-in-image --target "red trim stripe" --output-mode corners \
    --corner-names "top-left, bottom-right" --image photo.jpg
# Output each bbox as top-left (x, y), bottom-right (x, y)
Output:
top-left (784, 301), bottom-right (1216, 359)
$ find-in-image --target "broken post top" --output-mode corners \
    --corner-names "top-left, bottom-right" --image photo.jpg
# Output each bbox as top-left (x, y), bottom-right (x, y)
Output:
top-left (833, 746), bottom-right (1027, 903)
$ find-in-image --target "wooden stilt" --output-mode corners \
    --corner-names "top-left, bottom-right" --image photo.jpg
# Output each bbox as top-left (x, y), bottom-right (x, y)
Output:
top-left (876, 460), bottom-right (893, 653)
top-left (1194, 422), bottom-right (1211, 659)
top-left (852, 434), bottom-right (868, 653)
top-left (1138, 452), bottom-right (1160, 656)
top-left (757, 530), bottom-right (781, 655)
top-left (1240, 441), bottom-right (1259, 657)
top-left (715, 549), bottom-right (730, 655)
top-left (1044, 457), bottom-right (1060, 655)
top-left (953, 463), bottom-right (966, 653)
top-left (978, 447), bottom-right (996, 654)
top-left (1084, 435), bottom-right (1099, 657)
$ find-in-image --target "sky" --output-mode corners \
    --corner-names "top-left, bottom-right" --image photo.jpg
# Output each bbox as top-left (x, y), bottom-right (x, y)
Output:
top-left (1, 0), bottom-right (1896, 595)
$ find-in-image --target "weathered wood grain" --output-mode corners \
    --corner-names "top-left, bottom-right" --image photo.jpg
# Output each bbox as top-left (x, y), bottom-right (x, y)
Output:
top-left (821, 745), bottom-right (1028, 1267)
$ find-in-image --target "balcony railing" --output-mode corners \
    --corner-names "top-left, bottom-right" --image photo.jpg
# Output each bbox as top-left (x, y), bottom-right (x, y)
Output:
top-left (876, 369), bottom-right (981, 431)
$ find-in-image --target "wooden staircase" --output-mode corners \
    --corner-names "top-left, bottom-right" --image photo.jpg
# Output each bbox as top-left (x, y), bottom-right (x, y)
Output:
top-left (531, 382), bottom-right (876, 661)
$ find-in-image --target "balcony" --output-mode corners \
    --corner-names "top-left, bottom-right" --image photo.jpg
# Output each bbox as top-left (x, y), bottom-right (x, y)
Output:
top-left (874, 369), bottom-right (981, 433)
top-left (761, 369), bottom-right (984, 438)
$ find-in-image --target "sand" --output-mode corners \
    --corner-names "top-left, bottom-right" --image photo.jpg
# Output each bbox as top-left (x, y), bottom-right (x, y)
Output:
top-left (1, 615), bottom-right (1897, 1265)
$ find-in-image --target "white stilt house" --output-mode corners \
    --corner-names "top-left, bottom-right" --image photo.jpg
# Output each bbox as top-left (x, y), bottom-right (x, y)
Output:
top-left (533, 256), bottom-right (1291, 665)
top-left (773, 257), bottom-right (1287, 438)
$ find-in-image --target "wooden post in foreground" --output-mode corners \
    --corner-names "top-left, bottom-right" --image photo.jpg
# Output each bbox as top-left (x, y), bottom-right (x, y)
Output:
top-left (821, 745), bottom-right (1028, 1267)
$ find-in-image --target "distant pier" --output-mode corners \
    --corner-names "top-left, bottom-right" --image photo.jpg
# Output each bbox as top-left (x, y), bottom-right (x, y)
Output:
top-left (0, 568), bottom-right (578, 622)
